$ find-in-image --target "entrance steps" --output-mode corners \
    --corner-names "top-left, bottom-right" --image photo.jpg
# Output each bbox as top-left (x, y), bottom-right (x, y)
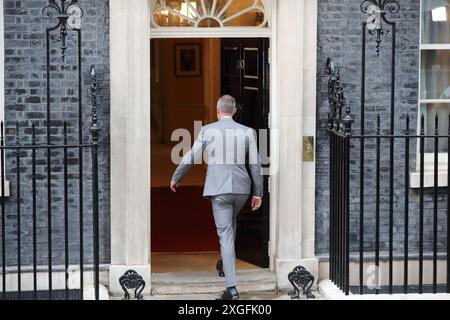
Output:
top-left (151, 269), bottom-right (277, 295)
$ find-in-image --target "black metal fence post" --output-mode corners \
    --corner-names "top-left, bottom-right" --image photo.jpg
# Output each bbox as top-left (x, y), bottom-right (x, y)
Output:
top-left (419, 115), bottom-right (425, 294)
top-left (63, 122), bottom-right (69, 300)
top-left (448, 115), bottom-right (450, 293)
top-left (0, 1), bottom-right (102, 300)
top-left (90, 66), bottom-right (101, 301)
top-left (388, 21), bottom-right (397, 296)
top-left (329, 125), bottom-right (335, 284)
top-left (32, 124), bottom-right (37, 300)
top-left (404, 115), bottom-right (410, 294)
top-left (375, 114), bottom-right (381, 294)
top-left (15, 122), bottom-right (21, 299)
top-left (359, 20), bottom-right (366, 295)
top-left (433, 115), bottom-right (439, 293)
top-left (343, 106), bottom-right (353, 296)
top-left (0, 122), bottom-right (4, 299)
top-left (328, 0), bottom-right (450, 297)
top-left (327, 58), bottom-right (353, 296)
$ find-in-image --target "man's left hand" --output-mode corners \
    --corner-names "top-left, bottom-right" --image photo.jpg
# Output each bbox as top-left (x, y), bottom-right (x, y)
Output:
top-left (251, 196), bottom-right (262, 211)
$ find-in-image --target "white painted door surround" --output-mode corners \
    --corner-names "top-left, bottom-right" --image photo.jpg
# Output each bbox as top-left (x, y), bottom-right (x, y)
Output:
top-left (109, 0), bottom-right (318, 295)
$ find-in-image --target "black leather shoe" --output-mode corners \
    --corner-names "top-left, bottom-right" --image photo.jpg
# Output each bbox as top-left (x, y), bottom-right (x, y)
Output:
top-left (216, 287), bottom-right (239, 300)
top-left (216, 259), bottom-right (225, 277)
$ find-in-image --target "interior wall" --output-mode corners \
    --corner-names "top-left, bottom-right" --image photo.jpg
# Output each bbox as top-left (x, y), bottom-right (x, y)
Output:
top-left (150, 38), bottom-right (222, 253)
top-left (151, 39), bottom-right (164, 143)
top-left (157, 38), bottom-right (205, 143)
top-left (203, 38), bottom-right (221, 125)
top-left (151, 38), bottom-right (221, 144)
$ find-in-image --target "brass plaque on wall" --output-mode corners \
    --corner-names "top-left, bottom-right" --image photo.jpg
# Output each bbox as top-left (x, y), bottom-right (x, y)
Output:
top-left (303, 136), bottom-right (314, 162)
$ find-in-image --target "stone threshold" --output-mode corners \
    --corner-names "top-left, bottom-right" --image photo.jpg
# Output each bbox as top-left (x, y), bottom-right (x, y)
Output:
top-left (150, 269), bottom-right (277, 295)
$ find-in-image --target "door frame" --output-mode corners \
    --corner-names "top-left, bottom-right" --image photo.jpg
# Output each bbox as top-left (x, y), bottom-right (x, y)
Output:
top-left (109, 0), bottom-right (318, 295)
top-left (149, 2), bottom-right (278, 272)
top-left (150, 40), bottom-right (276, 271)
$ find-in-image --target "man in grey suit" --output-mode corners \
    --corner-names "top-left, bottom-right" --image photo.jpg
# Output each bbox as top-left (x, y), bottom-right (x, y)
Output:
top-left (170, 95), bottom-right (263, 300)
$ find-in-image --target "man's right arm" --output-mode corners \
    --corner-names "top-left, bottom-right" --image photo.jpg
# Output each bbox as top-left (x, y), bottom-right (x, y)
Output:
top-left (171, 128), bottom-right (205, 184)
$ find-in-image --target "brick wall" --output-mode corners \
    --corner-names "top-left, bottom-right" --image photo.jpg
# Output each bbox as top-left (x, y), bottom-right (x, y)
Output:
top-left (1, 0), bottom-right (110, 266)
top-left (314, 0), bottom-right (447, 256)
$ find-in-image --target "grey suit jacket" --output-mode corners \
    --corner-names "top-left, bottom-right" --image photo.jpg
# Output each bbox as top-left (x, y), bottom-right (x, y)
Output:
top-left (172, 118), bottom-right (263, 198)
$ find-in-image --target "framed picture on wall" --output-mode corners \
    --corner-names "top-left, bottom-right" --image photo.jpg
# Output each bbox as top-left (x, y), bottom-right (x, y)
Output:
top-left (174, 44), bottom-right (201, 77)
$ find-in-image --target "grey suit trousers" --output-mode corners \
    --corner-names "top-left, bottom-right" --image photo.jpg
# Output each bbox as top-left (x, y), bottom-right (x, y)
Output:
top-left (210, 194), bottom-right (249, 288)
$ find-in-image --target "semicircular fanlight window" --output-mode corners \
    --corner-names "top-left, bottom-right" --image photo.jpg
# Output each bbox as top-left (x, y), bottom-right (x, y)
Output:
top-left (151, 0), bottom-right (268, 28)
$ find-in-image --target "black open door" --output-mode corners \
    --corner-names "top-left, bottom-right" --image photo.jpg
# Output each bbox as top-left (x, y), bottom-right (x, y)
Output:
top-left (221, 38), bottom-right (270, 268)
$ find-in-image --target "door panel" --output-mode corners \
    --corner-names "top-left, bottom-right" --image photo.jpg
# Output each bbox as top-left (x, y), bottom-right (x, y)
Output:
top-left (221, 38), bottom-right (270, 268)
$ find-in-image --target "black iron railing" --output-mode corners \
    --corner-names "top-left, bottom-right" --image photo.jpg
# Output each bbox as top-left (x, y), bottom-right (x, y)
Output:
top-left (327, 0), bottom-right (450, 296)
top-left (328, 54), bottom-right (450, 296)
top-left (0, 67), bottom-right (100, 300)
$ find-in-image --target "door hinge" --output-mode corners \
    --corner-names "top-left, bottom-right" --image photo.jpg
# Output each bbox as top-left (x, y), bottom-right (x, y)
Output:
top-left (268, 241), bottom-right (271, 257)
top-left (267, 176), bottom-right (271, 193)
top-left (267, 112), bottom-right (271, 129)
top-left (268, 48), bottom-right (271, 64)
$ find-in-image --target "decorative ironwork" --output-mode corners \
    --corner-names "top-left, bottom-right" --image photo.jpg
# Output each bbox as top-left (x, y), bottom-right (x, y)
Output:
top-left (360, 0), bottom-right (399, 55)
top-left (39, 0), bottom-right (92, 300)
top-left (151, 0), bottom-right (268, 28)
top-left (288, 266), bottom-right (315, 299)
top-left (119, 270), bottom-right (146, 300)
top-left (42, 0), bottom-right (84, 62)
top-left (327, 58), bottom-right (353, 134)
top-left (90, 66), bottom-right (100, 145)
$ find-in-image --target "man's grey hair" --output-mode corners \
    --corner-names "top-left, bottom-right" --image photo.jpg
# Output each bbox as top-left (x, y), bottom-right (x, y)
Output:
top-left (217, 95), bottom-right (236, 114)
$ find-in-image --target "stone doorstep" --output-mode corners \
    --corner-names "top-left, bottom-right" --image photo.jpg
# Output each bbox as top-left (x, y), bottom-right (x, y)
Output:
top-left (146, 291), bottom-right (319, 300)
top-left (151, 269), bottom-right (277, 296)
top-left (110, 291), bottom-right (323, 301)
top-left (318, 280), bottom-right (450, 300)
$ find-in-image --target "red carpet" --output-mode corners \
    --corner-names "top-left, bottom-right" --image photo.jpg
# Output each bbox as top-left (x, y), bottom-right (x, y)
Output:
top-left (151, 187), bottom-right (220, 252)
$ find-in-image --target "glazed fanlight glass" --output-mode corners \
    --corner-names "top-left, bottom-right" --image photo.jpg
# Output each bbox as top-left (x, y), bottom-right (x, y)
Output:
top-left (151, 0), bottom-right (268, 28)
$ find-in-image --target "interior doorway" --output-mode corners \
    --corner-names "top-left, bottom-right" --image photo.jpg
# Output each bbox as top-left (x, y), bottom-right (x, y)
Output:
top-left (150, 37), bottom-right (270, 273)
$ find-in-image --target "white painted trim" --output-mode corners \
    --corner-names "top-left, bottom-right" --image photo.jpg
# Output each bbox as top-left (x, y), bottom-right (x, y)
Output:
top-left (416, 0), bottom-right (422, 142)
top-left (319, 280), bottom-right (450, 300)
top-left (410, 170), bottom-right (448, 188)
top-left (0, 3), bottom-right (4, 122)
top-left (109, 0), bottom-right (152, 294)
top-left (150, 26), bottom-right (271, 39)
top-left (110, 0), bottom-right (319, 290)
top-left (419, 99), bottom-right (450, 104)
top-left (319, 258), bottom-right (450, 287)
top-left (420, 44), bottom-right (450, 50)
top-left (149, 0), bottom-right (278, 273)
top-left (268, 0), bottom-right (277, 273)
top-left (273, 0), bottom-right (319, 287)
top-left (410, 153), bottom-right (449, 188)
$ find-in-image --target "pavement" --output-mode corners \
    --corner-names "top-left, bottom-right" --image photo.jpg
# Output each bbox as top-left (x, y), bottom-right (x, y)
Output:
top-left (143, 290), bottom-right (323, 301)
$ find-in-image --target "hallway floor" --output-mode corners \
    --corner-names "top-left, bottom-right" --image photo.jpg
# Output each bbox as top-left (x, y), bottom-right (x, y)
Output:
top-left (151, 252), bottom-right (259, 273)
